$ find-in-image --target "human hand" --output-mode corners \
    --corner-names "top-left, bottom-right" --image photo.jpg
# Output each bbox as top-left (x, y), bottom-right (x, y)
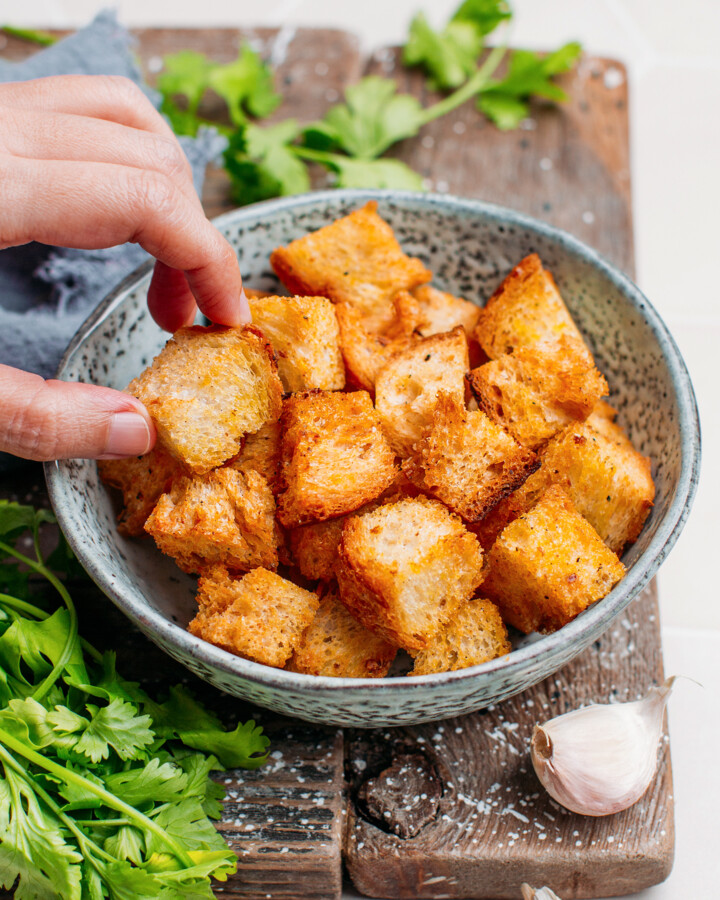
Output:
top-left (0, 74), bottom-right (250, 461)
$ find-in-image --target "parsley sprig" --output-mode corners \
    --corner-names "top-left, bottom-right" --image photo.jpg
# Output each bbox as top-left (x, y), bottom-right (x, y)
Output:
top-left (156, 1), bottom-right (581, 203)
top-left (0, 500), bottom-right (268, 899)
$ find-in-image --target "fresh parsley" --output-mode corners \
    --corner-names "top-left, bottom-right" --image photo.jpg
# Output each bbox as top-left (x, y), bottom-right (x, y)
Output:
top-left (0, 500), bottom-right (269, 899)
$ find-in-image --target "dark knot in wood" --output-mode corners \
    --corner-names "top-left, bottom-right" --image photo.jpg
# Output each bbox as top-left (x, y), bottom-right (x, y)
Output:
top-left (356, 752), bottom-right (441, 839)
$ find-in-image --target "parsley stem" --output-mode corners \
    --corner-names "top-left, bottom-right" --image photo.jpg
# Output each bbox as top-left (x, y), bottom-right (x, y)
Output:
top-left (0, 742), bottom-right (117, 866)
top-left (0, 538), bottom-right (80, 699)
top-left (0, 726), bottom-right (195, 868)
top-left (418, 43), bottom-right (507, 126)
top-left (0, 25), bottom-right (57, 45)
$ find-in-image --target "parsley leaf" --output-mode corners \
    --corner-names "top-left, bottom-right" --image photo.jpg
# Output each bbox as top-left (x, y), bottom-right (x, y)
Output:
top-left (478, 42), bottom-right (582, 129)
top-left (49, 698), bottom-right (155, 764)
top-left (403, 13), bottom-right (483, 91)
top-left (224, 121), bottom-right (310, 206)
top-left (208, 45), bottom-right (281, 125)
top-left (317, 76), bottom-right (425, 159)
top-left (451, 0), bottom-right (513, 36)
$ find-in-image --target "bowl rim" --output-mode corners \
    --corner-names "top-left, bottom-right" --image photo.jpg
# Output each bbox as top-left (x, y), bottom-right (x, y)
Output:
top-left (45, 188), bottom-right (701, 695)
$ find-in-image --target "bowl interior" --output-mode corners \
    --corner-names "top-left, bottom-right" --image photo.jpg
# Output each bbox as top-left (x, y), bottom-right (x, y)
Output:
top-left (46, 191), bottom-right (699, 722)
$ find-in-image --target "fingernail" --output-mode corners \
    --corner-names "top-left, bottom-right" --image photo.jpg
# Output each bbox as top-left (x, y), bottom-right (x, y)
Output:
top-left (102, 412), bottom-right (152, 458)
top-left (238, 287), bottom-right (253, 324)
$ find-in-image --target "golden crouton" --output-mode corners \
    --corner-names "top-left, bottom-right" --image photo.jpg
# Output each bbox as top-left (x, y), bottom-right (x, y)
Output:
top-left (248, 294), bottom-right (345, 392)
top-left (189, 565), bottom-right (319, 667)
top-left (474, 254), bottom-right (588, 359)
top-left (270, 201), bottom-right (432, 331)
top-left (225, 421), bottom-right (282, 492)
top-left (243, 287), bottom-right (273, 299)
top-left (144, 467), bottom-right (278, 574)
top-left (586, 399), bottom-right (634, 449)
top-left (412, 284), bottom-right (481, 338)
top-left (98, 442), bottom-right (185, 537)
top-left (403, 393), bottom-right (538, 522)
top-left (287, 586), bottom-right (397, 678)
top-left (481, 485), bottom-right (626, 634)
top-left (375, 327), bottom-right (470, 456)
top-left (128, 325), bottom-right (283, 474)
top-left (336, 292), bottom-right (424, 392)
top-left (336, 497), bottom-right (484, 651)
top-left (276, 390), bottom-right (398, 528)
top-left (473, 421), bottom-right (654, 554)
top-left (409, 598), bottom-right (511, 676)
top-left (289, 476), bottom-right (422, 580)
top-left (467, 338), bottom-right (608, 450)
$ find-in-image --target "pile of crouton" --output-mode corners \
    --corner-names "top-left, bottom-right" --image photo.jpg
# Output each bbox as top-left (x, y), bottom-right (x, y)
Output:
top-left (99, 202), bottom-right (654, 679)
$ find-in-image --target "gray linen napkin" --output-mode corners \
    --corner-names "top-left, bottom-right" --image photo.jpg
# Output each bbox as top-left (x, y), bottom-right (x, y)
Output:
top-left (0, 10), bottom-right (226, 472)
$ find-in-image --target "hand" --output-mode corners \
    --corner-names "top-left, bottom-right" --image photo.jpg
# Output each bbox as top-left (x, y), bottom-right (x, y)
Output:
top-left (0, 74), bottom-right (250, 461)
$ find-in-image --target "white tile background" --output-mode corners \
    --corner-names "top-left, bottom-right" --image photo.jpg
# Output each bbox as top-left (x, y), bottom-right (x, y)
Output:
top-left (2, 1), bottom-right (718, 897)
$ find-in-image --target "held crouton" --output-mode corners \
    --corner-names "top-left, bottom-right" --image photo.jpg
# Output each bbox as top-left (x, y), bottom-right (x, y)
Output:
top-left (276, 390), bottom-right (398, 528)
top-left (412, 284), bottom-right (481, 338)
top-left (97, 442), bottom-right (185, 537)
top-left (336, 291), bottom-right (424, 392)
top-left (375, 327), bottom-right (470, 456)
top-left (471, 421), bottom-right (654, 553)
top-left (225, 420), bottom-right (282, 492)
top-left (144, 467), bottom-right (278, 574)
top-left (128, 325), bottom-right (283, 474)
top-left (481, 485), bottom-right (626, 634)
top-left (189, 565), bottom-right (319, 667)
top-left (467, 338), bottom-right (608, 450)
top-left (270, 201), bottom-right (431, 331)
top-left (287, 586), bottom-right (397, 678)
top-left (409, 598), bottom-right (511, 676)
top-left (336, 497), bottom-right (484, 651)
top-left (474, 254), bottom-right (589, 359)
top-left (248, 294), bottom-right (345, 392)
top-left (403, 392), bottom-right (538, 522)
top-left (289, 476), bottom-right (422, 580)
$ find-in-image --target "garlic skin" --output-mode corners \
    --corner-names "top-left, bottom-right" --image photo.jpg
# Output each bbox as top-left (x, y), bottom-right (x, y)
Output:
top-left (531, 678), bottom-right (675, 817)
top-left (521, 885), bottom-right (562, 900)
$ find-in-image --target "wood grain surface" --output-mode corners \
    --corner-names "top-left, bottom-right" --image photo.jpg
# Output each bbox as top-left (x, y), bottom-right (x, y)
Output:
top-left (0, 27), bottom-right (671, 900)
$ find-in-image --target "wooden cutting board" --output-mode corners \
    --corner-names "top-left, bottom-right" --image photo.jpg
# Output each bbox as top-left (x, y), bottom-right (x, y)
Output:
top-left (0, 27), bottom-right (672, 900)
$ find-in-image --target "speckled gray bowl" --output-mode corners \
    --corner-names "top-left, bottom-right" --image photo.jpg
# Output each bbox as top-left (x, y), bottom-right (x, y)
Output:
top-left (45, 190), bottom-right (700, 727)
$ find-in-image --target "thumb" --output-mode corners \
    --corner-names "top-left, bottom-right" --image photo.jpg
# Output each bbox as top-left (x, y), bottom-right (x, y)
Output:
top-left (0, 365), bottom-right (155, 461)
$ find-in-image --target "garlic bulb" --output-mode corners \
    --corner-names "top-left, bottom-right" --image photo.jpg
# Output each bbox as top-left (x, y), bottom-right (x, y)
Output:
top-left (521, 885), bottom-right (562, 900)
top-left (531, 677), bottom-right (676, 816)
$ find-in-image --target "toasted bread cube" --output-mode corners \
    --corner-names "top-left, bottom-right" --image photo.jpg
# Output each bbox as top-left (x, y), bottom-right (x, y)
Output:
top-left (336, 497), bottom-right (484, 650)
top-left (189, 565), bottom-right (319, 667)
top-left (243, 287), bottom-right (273, 299)
top-left (98, 442), bottom-right (185, 537)
top-left (409, 598), bottom-right (511, 676)
top-left (403, 392), bottom-right (538, 522)
top-left (225, 421), bottom-right (282, 492)
top-left (336, 292), bottom-right (423, 392)
top-left (474, 254), bottom-right (589, 359)
top-left (481, 485), bottom-right (626, 634)
top-left (289, 476), bottom-right (422, 580)
top-left (287, 587), bottom-right (397, 678)
top-left (412, 285), bottom-right (481, 338)
top-left (473, 422), bottom-right (654, 554)
top-left (248, 294), bottom-right (345, 392)
top-left (467, 338), bottom-right (608, 450)
top-left (270, 201), bottom-right (431, 331)
top-left (375, 327), bottom-right (469, 456)
top-left (128, 325), bottom-right (282, 474)
top-left (586, 400), bottom-right (634, 449)
top-left (144, 467), bottom-right (278, 574)
top-left (276, 390), bottom-right (398, 528)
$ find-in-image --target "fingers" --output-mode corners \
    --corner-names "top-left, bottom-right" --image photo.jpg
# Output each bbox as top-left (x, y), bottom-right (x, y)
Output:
top-left (0, 155), bottom-right (250, 327)
top-left (147, 261), bottom-right (198, 332)
top-left (0, 364), bottom-right (156, 461)
top-left (0, 107), bottom-right (198, 205)
top-left (0, 75), bottom-right (176, 139)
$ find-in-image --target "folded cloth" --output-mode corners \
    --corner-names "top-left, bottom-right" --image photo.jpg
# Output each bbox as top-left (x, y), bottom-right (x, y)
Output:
top-left (0, 10), bottom-right (226, 472)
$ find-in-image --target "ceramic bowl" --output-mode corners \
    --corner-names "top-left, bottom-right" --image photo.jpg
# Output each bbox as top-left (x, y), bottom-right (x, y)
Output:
top-left (45, 190), bottom-right (700, 727)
